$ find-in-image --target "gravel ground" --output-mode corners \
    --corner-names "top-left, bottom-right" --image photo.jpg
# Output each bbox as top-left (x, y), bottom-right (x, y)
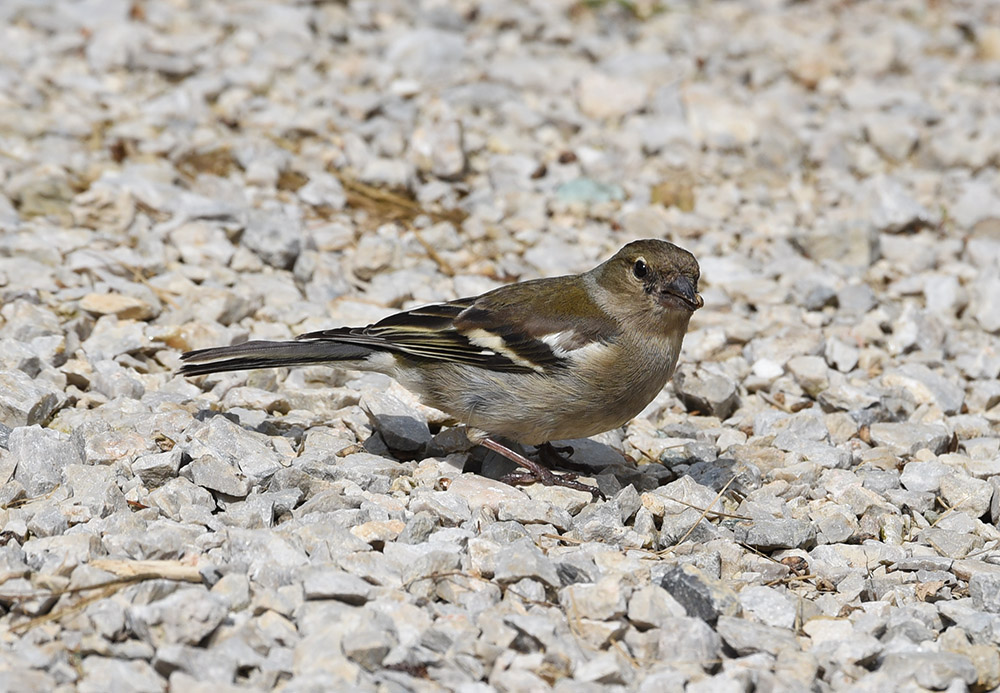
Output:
top-left (2, 0), bottom-right (1000, 690)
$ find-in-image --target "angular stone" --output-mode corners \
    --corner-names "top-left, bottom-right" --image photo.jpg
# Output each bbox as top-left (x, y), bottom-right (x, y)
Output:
top-left (882, 364), bottom-right (964, 415)
top-left (79, 292), bottom-right (157, 321)
top-left (80, 316), bottom-right (147, 361)
top-left (131, 450), bottom-right (182, 489)
top-left (836, 284), bottom-right (876, 315)
top-left (220, 387), bottom-right (289, 414)
top-left (498, 498), bottom-right (573, 531)
top-left (881, 652), bottom-right (977, 690)
top-left (400, 548), bottom-right (461, 597)
top-left (90, 360), bottom-right (145, 400)
top-left (734, 519), bottom-right (816, 550)
top-left (494, 537), bottom-right (560, 588)
top-left (0, 370), bottom-right (62, 428)
top-left (349, 518), bottom-right (404, 546)
top-left (795, 220), bottom-right (878, 269)
top-left (152, 643), bottom-right (238, 683)
top-left (27, 505), bottom-right (68, 537)
top-left (410, 116), bottom-right (466, 179)
top-left (972, 276), bottom-right (1000, 333)
top-left (242, 208), bottom-right (302, 269)
top-left (147, 477), bottom-right (217, 520)
top-left (868, 423), bottom-right (950, 456)
top-left (78, 657), bottom-right (164, 693)
top-left (127, 588), bottom-right (228, 647)
top-left (444, 474), bottom-right (527, 513)
top-left (627, 585), bottom-right (686, 630)
top-left (343, 626), bottom-right (396, 671)
top-left (939, 474), bottom-right (993, 518)
top-left (560, 577), bottom-right (626, 621)
top-left (738, 585), bottom-right (797, 629)
top-left (63, 464), bottom-right (128, 521)
top-left (359, 391), bottom-right (432, 453)
top-left (659, 564), bottom-right (738, 625)
top-left (673, 367), bottom-right (740, 419)
top-left (655, 616), bottom-right (723, 669)
top-left (210, 573), bottom-right (251, 612)
top-left (787, 356), bottom-right (830, 397)
top-left (864, 175), bottom-right (935, 233)
top-left (187, 415), bottom-right (284, 484)
top-left (182, 454), bottom-right (252, 497)
top-left (899, 460), bottom-right (950, 494)
top-left (574, 650), bottom-right (628, 684)
top-left (302, 566), bottom-right (372, 604)
top-left (297, 172), bottom-right (346, 210)
top-left (10, 425), bottom-right (84, 495)
top-left (824, 338), bottom-right (860, 373)
top-left (578, 71), bottom-right (649, 120)
top-left (716, 616), bottom-right (798, 656)
top-left (398, 510), bottom-right (439, 545)
top-left (571, 500), bottom-right (633, 545)
top-left (409, 491), bottom-right (471, 526)
top-left (969, 573), bottom-right (1000, 614)
top-left (919, 527), bottom-right (982, 559)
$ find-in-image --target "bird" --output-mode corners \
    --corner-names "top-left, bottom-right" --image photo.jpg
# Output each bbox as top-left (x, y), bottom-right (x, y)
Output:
top-left (179, 238), bottom-right (703, 498)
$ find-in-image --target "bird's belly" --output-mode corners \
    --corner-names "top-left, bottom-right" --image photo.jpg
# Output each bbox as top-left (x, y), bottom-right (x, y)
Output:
top-left (399, 354), bottom-right (677, 446)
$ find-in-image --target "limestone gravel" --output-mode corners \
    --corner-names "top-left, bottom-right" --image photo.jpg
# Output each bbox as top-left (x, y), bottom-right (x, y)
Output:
top-left (1, 0), bottom-right (999, 690)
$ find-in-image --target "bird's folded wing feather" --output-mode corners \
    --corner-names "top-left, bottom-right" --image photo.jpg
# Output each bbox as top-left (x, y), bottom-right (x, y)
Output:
top-left (295, 277), bottom-right (621, 373)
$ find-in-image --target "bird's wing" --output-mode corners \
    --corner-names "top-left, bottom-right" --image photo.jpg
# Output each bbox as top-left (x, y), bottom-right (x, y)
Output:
top-left (295, 277), bottom-right (620, 374)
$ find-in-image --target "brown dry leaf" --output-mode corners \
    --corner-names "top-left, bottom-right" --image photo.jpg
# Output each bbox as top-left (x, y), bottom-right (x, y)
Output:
top-left (175, 148), bottom-right (239, 179)
top-left (781, 556), bottom-right (810, 576)
top-left (277, 169), bottom-right (308, 192)
top-left (915, 580), bottom-right (946, 602)
top-left (815, 577), bottom-right (837, 592)
top-left (651, 177), bottom-right (695, 212)
top-left (331, 168), bottom-right (466, 228)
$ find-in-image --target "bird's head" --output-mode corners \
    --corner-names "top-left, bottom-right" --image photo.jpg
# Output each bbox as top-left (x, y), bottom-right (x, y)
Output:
top-left (593, 239), bottom-right (703, 331)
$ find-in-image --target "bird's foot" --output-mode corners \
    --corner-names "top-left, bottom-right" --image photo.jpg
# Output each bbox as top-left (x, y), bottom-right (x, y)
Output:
top-left (479, 437), bottom-right (605, 500)
top-left (536, 442), bottom-right (579, 468)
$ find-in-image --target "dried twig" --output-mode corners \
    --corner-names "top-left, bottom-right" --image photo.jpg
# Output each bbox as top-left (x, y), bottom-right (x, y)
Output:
top-left (657, 494), bottom-right (750, 521)
top-left (331, 169), bottom-right (466, 226)
top-left (676, 474), bottom-right (738, 545)
top-left (89, 559), bottom-right (202, 583)
top-left (411, 227), bottom-right (455, 277)
top-left (8, 559), bottom-right (203, 635)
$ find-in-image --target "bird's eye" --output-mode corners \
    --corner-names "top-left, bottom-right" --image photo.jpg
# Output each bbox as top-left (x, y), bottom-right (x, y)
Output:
top-left (633, 258), bottom-right (648, 279)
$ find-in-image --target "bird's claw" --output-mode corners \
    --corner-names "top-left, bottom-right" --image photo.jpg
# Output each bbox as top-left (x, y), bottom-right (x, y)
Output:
top-left (500, 468), bottom-right (604, 499)
top-left (480, 437), bottom-right (604, 500)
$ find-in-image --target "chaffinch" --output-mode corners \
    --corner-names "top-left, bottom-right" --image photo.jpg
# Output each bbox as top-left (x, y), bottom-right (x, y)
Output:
top-left (181, 238), bottom-right (703, 497)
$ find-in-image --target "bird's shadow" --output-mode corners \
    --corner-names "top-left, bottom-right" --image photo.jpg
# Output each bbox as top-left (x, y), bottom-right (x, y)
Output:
top-left (196, 407), bottom-right (744, 499)
top-left (459, 436), bottom-right (669, 496)
top-left (464, 435), bottom-right (747, 498)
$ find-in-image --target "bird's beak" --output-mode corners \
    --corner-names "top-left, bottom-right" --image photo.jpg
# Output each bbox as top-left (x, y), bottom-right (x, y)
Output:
top-left (658, 275), bottom-right (703, 311)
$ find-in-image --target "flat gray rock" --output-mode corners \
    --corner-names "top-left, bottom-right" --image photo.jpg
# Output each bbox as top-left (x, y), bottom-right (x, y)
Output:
top-left (182, 454), bottom-right (252, 497)
top-left (0, 370), bottom-right (63, 428)
top-left (868, 423), bottom-right (951, 456)
top-left (10, 425), bottom-right (83, 495)
top-left (360, 391), bottom-right (432, 453)
top-left (493, 537), bottom-right (560, 588)
top-left (673, 366), bottom-right (741, 419)
top-left (302, 566), bottom-right (373, 604)
top-left (127, 588), bottom-right (229, 648)
top-left (735, 518), bottom-right (817, 550)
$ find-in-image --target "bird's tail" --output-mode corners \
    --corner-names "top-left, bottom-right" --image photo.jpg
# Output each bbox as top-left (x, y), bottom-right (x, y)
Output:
top-left (178, 340), bottom-right (376, 376)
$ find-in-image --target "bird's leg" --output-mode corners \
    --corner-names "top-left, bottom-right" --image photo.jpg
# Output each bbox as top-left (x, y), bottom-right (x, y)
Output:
top-left (478, 437), bottom-right (605, 500)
